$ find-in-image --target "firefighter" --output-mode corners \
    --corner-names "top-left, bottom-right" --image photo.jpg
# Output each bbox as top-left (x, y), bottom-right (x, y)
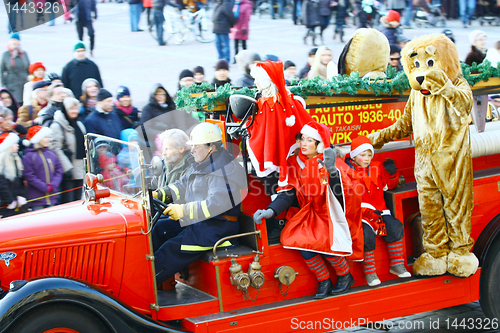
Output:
top-left (152, 123), bottom-right (246, 286)
top-left (344, 135), bottom-right (411, 286)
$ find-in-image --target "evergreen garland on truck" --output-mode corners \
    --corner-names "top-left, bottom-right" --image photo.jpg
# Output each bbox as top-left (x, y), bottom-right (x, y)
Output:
top-left (175, 62), bottom-right (500, 112)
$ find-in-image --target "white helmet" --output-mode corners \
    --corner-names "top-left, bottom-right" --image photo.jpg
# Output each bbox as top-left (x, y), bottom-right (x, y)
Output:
top-left (186, 123), bottom-right (222, 145)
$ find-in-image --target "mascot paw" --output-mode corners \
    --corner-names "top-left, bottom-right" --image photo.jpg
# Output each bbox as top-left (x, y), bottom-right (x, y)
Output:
top-left (421, 69), bottom-right (449, 95)
top-left (413, 252), bottom-right (447, 276)
top-left (447, 252), bottom-right (479, 278)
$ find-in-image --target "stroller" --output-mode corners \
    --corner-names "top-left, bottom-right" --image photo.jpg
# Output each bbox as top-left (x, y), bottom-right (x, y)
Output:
top-left (414, 2), bottom-right (446, 27)
top-left (478, 0), bottom-right (500, 26)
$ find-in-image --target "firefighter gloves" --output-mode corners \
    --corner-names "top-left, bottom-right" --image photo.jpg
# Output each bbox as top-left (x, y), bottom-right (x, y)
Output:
top-left (163, 204), bottom-right (184, 220)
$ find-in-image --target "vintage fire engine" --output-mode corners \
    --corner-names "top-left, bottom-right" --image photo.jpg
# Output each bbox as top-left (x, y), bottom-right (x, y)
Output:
top-left (0, 78), bottom-right (499, 333)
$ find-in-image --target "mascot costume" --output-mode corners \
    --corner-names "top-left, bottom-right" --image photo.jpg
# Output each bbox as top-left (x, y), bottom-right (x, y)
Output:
top-left (368, 34), bottom-right (478, 278)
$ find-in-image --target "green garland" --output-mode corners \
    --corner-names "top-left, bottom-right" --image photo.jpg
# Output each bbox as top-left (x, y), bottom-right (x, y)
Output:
top-left (175, 62), bottom-right (500, 111)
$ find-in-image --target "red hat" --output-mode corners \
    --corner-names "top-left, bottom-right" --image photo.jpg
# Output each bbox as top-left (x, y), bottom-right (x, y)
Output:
top-left (23, 125), bottom-right (52, 147)
top-left (29, 62), bottom-right (46, 75)
top-left (300, 121), bottom-right (331, 153)
top-left (254, 61), bottom-right (294, 109)
top-left (386, 10), bottom-right (401, 23)
top-left (0, 132), bottom-right (19, 152)
top-left (350, 135), bottom-right (374, 158)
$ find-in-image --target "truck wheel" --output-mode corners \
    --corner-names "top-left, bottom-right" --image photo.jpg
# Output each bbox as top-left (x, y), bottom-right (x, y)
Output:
top-left (8, 304), bottom-right (109, 333)
top-left (480, 237), bottom-right (500, 319)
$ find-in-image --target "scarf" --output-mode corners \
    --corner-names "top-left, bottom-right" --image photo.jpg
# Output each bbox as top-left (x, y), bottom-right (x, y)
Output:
top-left (86, 97), bottom-right (96, 109)
top-left (0, 150), bottom-right (23, 181)
top-left (61, 106), bottom-right (86, 159)
top-left (114, 100), bottom-right (133, 115)
top-left (7, 44), bottom-right (23, 67)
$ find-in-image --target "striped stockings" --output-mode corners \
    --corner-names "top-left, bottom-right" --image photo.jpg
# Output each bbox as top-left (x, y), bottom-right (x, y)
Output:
top-left (326, 256), bottom-right (350, 276)
top-left (304, 254), bottom-right (330, 281)
top-left (387, 240), bottom-right (404, 267)
top-left (362, 250), bottom-right (376, 275)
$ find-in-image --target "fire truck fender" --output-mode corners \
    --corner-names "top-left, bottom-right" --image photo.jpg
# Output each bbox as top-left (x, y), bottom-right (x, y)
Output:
top-left (473, 212), bottom-right (500, 265)
top-left (0, 277), bottom-right (188, 333)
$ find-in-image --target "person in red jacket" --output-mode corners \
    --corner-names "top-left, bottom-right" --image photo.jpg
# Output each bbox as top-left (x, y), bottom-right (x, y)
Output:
top-left (254, 121), bottom-right (363, 299)
top-left (344, 135), bottom-right (411, 286)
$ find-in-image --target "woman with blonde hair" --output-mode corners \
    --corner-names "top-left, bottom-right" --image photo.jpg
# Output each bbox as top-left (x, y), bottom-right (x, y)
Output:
top-left (307, 46), bottom-right (337, 80)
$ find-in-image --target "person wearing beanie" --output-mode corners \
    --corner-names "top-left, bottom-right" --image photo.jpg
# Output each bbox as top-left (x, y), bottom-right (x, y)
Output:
top-left (61, 42), bottom-right (102, 99)
top-left (389, 44), bottom-right (403, 72)
top-left (22, 62), bottom-right (46, 106)
top-left (78, 78), bottom-right (101, 121)
top-left (50, 97), bottom-right (87, 203)
top-left (84, 89), bottom-right (123, 140)
top-left (16, 81), bottom-right (51, 129)
top-left (284, 60), bottom-right (297, 85)
top-left (212, 59), bottom-right (231, 87)
top-left (1, 32), bottom-right (30, 104)
top-left (229, 0), bottom-right (252, 64)
top-left (112, 86), bottom-right (140, 130)
top-left (0, 131), bottom-right (26, 218)
top-left (212, 0), bottom-right (237, 63)
top-left (22, 126), bottom-right (63, 210)
top-left (178, 69), bottom-right (195, 90)
top-left (465, 30), bottom-right (487, 66)
top-left (344, 135), bottom-right (411, 287)
top-left (254, 121), bottom-right (363, 298)
top-left (235, 50), bottom-right (260, 87)
top-left (45, 72), bottom-right (62, 83)
top-left (380, 10), bottom-right (401, 45)
top-left (442, 29), bottom-right (455, 44)
top-left (73, 0), bottom-right (97, 54)
top-left (193, 66), bottom-right (206, 85)
top-left (299, 47), bottom-right (317, 79)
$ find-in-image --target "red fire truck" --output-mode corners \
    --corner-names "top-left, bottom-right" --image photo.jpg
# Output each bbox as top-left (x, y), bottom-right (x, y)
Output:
top-left (0, 78), bottom-right (499, 333)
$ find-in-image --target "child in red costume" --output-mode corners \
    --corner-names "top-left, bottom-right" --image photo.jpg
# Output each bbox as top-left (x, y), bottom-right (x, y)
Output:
top-left (344, 135), bottom-right (411, 286)
top-left (254, 121), bottom-right (363, 298)
top-left (247, 60), bottom-right (313, 188)
top-left (99, 151), bottom-right (128, 192)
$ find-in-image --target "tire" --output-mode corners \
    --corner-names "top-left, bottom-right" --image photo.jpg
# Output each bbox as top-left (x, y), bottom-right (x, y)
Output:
top-left (480, 237), bottom-right (500, 319)
top-left (8, 304), bottom-right (109, 333)
top-left (193, 22), bottom-right (215, 43)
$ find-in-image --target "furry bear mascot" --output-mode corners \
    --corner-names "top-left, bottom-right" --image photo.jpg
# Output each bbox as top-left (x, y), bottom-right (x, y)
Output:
top-left (368, 34), bottom-right (479, 278)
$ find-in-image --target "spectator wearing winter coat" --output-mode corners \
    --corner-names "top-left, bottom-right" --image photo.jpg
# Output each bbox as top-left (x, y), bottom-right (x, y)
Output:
top-left (0, 132), bottom-right (25, 218)
top-left (73, 0), bottom-right (97, 54)
top-left (379, 10), bottom-right (401, 45)
top-left (50, 97), bottom-right (87, 203)
top-left (302, 0), bottom-right (321, 46)
top-left (235, 50), bottom-right (260, 87)
top-left (113, 86), bottom-right (140, 130)
top-left (308, 46), bottom-right (337, 79)
top-left (212, 60), bottom-right (232, 87)
top-left (140, 84), bottom-right (176, 153)
top-left (213, 0), bottom-right (237, 63)
top-left (1, 33), bottom-right (30, 104)
top-left (389, 44), bottom-right (403, 72)
top-left (62, 42), bottom-right (103, 99)
top-left (284, 60), bottom-right (297, 85)
top-left (16, 81), bottom-right (50, 129)
top-left (230, 0), bottom-right (252, 64)
top-left (299, 48), bottom-right (317, 79)
top-left (22, 126), bottom-right (63, 210)
top-left (37, 82), bottom-right (66, 127)
top-left (22, 62), bottom-right (46, 106)
top-left (485, 41), bottom-right (500, 67)
top-left (84, 89), bottom-right (122, 140)
top-left (465, 30), bottom-right (487, 66)
top-left (0, 87), bottom-right (20, 119)
top-left (318, 0), bottom-right (333, 41)
top-left (1, 107), bottom-right (26, 137)
top-left (78, 78), bottom-right (100, 121)
top-left (129, 0), bottom-right (144, 32)
top-left (152, 0), bottom-right (180, 46)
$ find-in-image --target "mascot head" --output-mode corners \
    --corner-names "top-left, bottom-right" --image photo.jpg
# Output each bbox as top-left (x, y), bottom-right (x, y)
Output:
top-left (401, 34), bottom-right (461, 95)
top-left (338, 28), bottom-right (390, 79)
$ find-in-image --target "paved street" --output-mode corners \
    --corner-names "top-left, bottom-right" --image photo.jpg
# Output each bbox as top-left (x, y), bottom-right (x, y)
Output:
top-left (1, 3), bottom-right (500, 332)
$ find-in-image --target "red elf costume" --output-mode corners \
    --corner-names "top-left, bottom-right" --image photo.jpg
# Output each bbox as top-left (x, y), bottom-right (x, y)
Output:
top-left (344, 135), bottom-right (411, 286)
top-left (264, 121), bottom-right (363, 298)
top-left (247, 61), bottom-right (313, 187)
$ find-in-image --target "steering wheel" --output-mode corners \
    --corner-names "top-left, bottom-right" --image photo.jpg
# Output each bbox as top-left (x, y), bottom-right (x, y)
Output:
top-left (151, 197), bottom-right (170, 226)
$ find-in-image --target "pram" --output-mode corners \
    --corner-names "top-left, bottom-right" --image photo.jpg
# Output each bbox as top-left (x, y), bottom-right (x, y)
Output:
top-left (414, 2), bottom-right (446, 27)
top-left (478, 0), bottom-right (500, 26)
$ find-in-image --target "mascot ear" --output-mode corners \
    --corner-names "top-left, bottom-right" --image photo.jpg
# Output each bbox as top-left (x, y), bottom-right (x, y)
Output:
top-left (426, 45), bottom-right (436, 55)
top-left (338, 38), bottom-right (353, 75)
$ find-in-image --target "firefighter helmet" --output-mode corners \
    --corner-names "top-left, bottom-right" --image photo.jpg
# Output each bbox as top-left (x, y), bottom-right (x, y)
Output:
top-left (186, 123), bottom-right (222, 145)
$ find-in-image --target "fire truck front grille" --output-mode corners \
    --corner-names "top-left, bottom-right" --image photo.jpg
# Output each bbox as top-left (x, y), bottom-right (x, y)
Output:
top-left (23, 242), bottom-right (113, 286)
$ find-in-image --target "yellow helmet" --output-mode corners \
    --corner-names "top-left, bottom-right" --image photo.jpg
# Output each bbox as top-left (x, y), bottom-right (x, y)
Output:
top-left (186, 123), bottom-right (222, 145)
